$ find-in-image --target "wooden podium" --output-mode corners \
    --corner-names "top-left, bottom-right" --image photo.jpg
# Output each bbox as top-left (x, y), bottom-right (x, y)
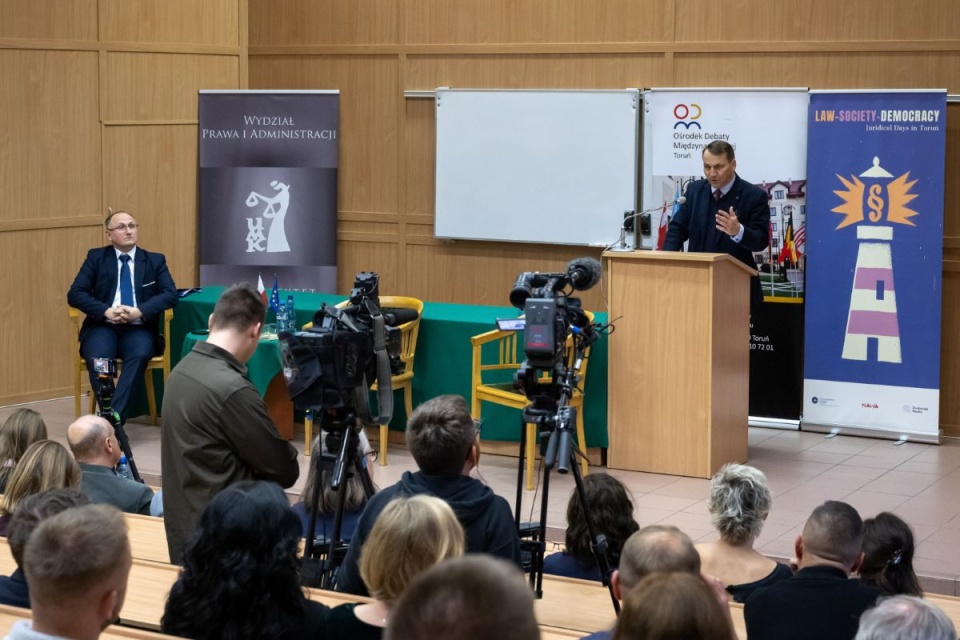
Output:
top-left (603, 250), bottom-right (752, 478)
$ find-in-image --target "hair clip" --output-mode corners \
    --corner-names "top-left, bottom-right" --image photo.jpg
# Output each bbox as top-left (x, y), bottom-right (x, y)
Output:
top-left (890, 549), bottom-right (903, 566)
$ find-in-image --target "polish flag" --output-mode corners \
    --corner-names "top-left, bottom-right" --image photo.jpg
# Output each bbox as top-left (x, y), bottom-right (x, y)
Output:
top-left (257, 274), bottom-right (268, 306)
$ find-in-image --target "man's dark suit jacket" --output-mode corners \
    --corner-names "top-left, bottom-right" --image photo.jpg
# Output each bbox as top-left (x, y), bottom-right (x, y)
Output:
top-left (663, 174), bottom-right (770, 306)
top-left (67, 246), bottom-right (178, 354)
top-left (743, 565), bottom-right (881, 640)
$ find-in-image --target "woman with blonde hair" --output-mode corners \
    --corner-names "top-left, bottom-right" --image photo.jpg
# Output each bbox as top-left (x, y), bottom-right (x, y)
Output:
top-left (0, 409), bottom-right (48, 493)
top-left (0, 441), bottom-right (81, 535)
top-left (323, 495), bottom-right (466, 639)
top-left (696, 463), bottom-right (792, 602)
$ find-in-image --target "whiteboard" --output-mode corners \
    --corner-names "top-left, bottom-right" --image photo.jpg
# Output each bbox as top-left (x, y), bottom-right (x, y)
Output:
top-left (434, 89), bottom-right (640, 246)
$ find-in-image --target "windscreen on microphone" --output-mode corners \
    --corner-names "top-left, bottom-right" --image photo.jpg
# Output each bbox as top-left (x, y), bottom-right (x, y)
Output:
top-left (566, 257), bottom-right (602, 291)
top-left (382, 307), bottom-right (419, 326)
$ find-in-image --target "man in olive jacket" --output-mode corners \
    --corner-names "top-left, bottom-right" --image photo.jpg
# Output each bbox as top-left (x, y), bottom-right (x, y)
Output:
top-left (161, 283), bottom-right (299, 564)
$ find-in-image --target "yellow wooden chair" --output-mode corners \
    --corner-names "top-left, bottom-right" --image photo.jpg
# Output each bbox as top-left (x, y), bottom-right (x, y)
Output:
top-left (303, 296), bottom-right (424, 466)
top-left (70, 307), bottom-right (173, 425)
top-left (471, 311), bottom-right (593, 490)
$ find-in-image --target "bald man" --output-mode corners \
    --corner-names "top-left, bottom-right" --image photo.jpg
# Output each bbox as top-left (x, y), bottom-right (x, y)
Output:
top-left (67, 415), bottom-right (155, 516)
top-left (744, 501), bottom-right (880, 640)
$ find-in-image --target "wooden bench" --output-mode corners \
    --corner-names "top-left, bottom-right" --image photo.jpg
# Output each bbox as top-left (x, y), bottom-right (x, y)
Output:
top-left (0, 603), bottom-right (179, 639)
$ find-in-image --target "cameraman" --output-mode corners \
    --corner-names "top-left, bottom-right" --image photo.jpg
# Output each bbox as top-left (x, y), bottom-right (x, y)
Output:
top-left (67, 210), bottom-right (178, 422)
top-left (336, 394), bottom-right (521, 596)
top-left (161, 283), bottom-right (299, 564)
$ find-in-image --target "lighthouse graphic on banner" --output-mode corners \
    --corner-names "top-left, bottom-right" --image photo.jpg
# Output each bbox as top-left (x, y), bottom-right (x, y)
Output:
top-left (833, 156), bottom-right (918, 364)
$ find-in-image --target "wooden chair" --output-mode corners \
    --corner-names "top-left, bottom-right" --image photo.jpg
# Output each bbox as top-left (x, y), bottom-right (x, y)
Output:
top-left (69, 307), bottom-right (173, 425)
top-left (304, 296), bottom-right (424, 465)
top-left (471, 311), bottom-right (593, 490)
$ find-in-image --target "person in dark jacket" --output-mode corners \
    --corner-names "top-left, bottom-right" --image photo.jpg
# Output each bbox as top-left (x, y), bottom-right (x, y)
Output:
top-left (744, 501), bottom-right (881, 640)
top-left (335, 394), bottom-right (521, 596)
top-left (0, 489), bottom-right (88, 608)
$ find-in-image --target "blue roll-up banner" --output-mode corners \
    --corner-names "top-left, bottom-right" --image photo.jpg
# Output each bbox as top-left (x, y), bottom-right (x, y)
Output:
top-left (198, 90), bottom-right (339, 291)
top-left (803, 90), bottom-right (946, 442)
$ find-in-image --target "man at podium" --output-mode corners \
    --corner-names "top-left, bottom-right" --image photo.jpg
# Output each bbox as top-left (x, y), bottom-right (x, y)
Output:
top-left (662, 140), bottom-right (770, 309)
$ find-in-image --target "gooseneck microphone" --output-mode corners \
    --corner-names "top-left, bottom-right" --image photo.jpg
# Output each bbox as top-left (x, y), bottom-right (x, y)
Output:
top-left (608, 197), bottom-right (686, 252)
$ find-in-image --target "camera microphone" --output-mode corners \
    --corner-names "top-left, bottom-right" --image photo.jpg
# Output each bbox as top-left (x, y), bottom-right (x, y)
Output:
top-left (566, 257), bottom-right (602, 291)
top-left (382, 308), bottom-right (419, 326)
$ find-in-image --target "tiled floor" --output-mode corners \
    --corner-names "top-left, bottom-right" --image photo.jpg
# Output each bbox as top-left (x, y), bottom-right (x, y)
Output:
top-left (5, 396), bottom-right (960, 595)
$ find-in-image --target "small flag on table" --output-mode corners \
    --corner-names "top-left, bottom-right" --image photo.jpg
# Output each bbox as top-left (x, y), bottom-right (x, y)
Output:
top-left (269, 275), bottom-right (281, 313)
top-left (257, 274), bottom-right (268, 306)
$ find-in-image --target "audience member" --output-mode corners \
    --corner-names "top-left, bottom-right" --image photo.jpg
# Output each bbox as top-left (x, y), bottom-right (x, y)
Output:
top-left (583, 524), bottom-right (704, 640)
top-left (0, 441), bottom-right (81, 535)
top-left (859, 512), bottom-right (922, 597)
top-left (0, 489), bottom-right (89, 608)
top-left (744, 500), bottom-right (881, 640)
top-left (161, 283), bottom-right (299, 563)
top-left (66, 415), bottom-right (155, 516)
top-left (7, 504), bottom-right (131, 640)
top-left (293, 430), bottom-right (377, 543)
top-left (162, 481), bottom-right (327, 639)
top-left (0, 409), bottom-right (48, 493)
top-left (613, 572), bottom-right (735, 640)
top-left (855, 595), bottom-right (956, 640)
top-left (544, 472), bottom-right (639, 581)
top-left (336, 394), bottom-right (520, 596)
top-left (386, 555), bottom-right (539, 640)
top-left (323, 495), bottom-right (465, 639)
top-left (67, 209), bottom-right (178, 422)
top-left (696, 463), bottom-right (792, 602)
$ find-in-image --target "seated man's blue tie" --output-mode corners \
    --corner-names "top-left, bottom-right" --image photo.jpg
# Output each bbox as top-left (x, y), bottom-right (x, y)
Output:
top-left (120, 254), bottom-right (134, 306)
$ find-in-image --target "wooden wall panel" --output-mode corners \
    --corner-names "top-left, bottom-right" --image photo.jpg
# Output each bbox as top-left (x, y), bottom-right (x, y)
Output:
top-left (945, 104), bottom-right (960, 239)
top-left (100, 0), bottom-right (240, 47)
top-left (0, 50), bottom-right (100, 221)
top-left (337, 241), bottom-right (400, 296)
top-left (404, 98), bottom-right (435, 217)
top-left (941, 270), bottom-right (960, 437)
top-left (0, 0), bottom-right (97, 41)
top-left (404, 243), bottom-right (606, 308)
top-left (0, 227), bottom-right (102, 401)
top-left (675, 52), bottom-right (960, 92)
top-left (675, 0), bottom-right (960, 42)
top-left (403, 0), bottom-right (671, 45)
top-left (406, 53), bottom-right (669, 91)
top-left (102, 125), bottom-right (200, 287)
top-left (249, 56), bottom-right (401, 215)
top-left (248, 0), bottom-right (397, 47)
top-left (103, 53), bottom-right (240, 122)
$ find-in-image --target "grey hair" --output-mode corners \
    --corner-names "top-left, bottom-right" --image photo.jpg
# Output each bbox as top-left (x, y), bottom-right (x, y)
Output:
top-left (707, 464), bottom-right (771, 544)
top-left (856, 595), bottom-right (955, 640)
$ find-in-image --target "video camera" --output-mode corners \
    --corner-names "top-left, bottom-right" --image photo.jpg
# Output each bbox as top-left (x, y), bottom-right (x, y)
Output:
top-left (509, 257), bottom-right (601, 372)
top-left (89, 357), bottom-right (120, 423)
top-left (278, 272), bottom-right (411, 426)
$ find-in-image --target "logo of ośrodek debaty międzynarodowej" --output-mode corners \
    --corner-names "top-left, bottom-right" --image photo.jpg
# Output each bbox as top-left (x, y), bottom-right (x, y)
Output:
top-left (245, 180), bottom-right (292, 254)
top-left (673, 103), bottom-right (702, 130)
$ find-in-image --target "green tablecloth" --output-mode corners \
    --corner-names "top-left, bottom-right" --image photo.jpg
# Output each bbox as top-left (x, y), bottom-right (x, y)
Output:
top-left (170, 287), bottom-right (609, 447)
top-left (181, 331), bottom-right (282, 396)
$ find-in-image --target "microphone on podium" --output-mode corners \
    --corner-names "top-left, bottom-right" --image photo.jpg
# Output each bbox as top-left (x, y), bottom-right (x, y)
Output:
top-left (608, 196), bottom-right (686, 252)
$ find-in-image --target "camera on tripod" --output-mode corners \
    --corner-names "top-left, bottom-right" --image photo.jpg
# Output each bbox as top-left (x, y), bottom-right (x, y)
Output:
top-left (509, 258), bottom-right (601, 395)
top-left (89, 357), bottom-right (119, 420)
top-left (278, 272), bottom-right (406, 418)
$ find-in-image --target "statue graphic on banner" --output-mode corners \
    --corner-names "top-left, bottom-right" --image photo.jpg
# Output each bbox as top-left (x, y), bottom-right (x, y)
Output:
top-left (245, 180), bottom-right (291, 253)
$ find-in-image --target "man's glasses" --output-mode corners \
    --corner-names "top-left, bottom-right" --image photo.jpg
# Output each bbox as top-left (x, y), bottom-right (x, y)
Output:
top-left (474, 419), bottom-right (483, 436)
top-left (108, 223), bottom-right (138, 232)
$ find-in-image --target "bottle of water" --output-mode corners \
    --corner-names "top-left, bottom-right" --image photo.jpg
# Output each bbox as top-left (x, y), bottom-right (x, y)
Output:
top-left (285, 295), bottom-right (296, 332)
top-left (117, 455), bottom-right (134, 480)
top-left (276, 301), bottom-right (288, 335)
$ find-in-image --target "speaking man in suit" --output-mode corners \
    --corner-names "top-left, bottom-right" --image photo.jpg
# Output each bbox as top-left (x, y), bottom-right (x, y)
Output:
top-left (67, 210), bottom-right (178, 421)
top-left (663, 140), bottom-right (770, 309)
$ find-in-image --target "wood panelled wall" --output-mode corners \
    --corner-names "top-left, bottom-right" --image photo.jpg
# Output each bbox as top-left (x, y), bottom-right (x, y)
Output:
top-left (247, 0), bottom-right (960, 435)
top-left (0, 0), bottom-right (245, 404)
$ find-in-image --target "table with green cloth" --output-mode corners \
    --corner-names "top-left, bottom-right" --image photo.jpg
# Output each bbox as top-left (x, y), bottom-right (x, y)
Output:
top-left (169, 286), bottom-right (609, 447)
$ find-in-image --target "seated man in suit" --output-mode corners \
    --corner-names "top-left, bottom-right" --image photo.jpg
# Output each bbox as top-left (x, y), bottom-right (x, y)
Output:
top-left (67, 210), bottom-right (177, 422)
top-left (744, 500), bottom-right (881, 640)
top-left (663, 140), bottom-right (770, 310)
top-left (67, 415), bottom-right (156, 516)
